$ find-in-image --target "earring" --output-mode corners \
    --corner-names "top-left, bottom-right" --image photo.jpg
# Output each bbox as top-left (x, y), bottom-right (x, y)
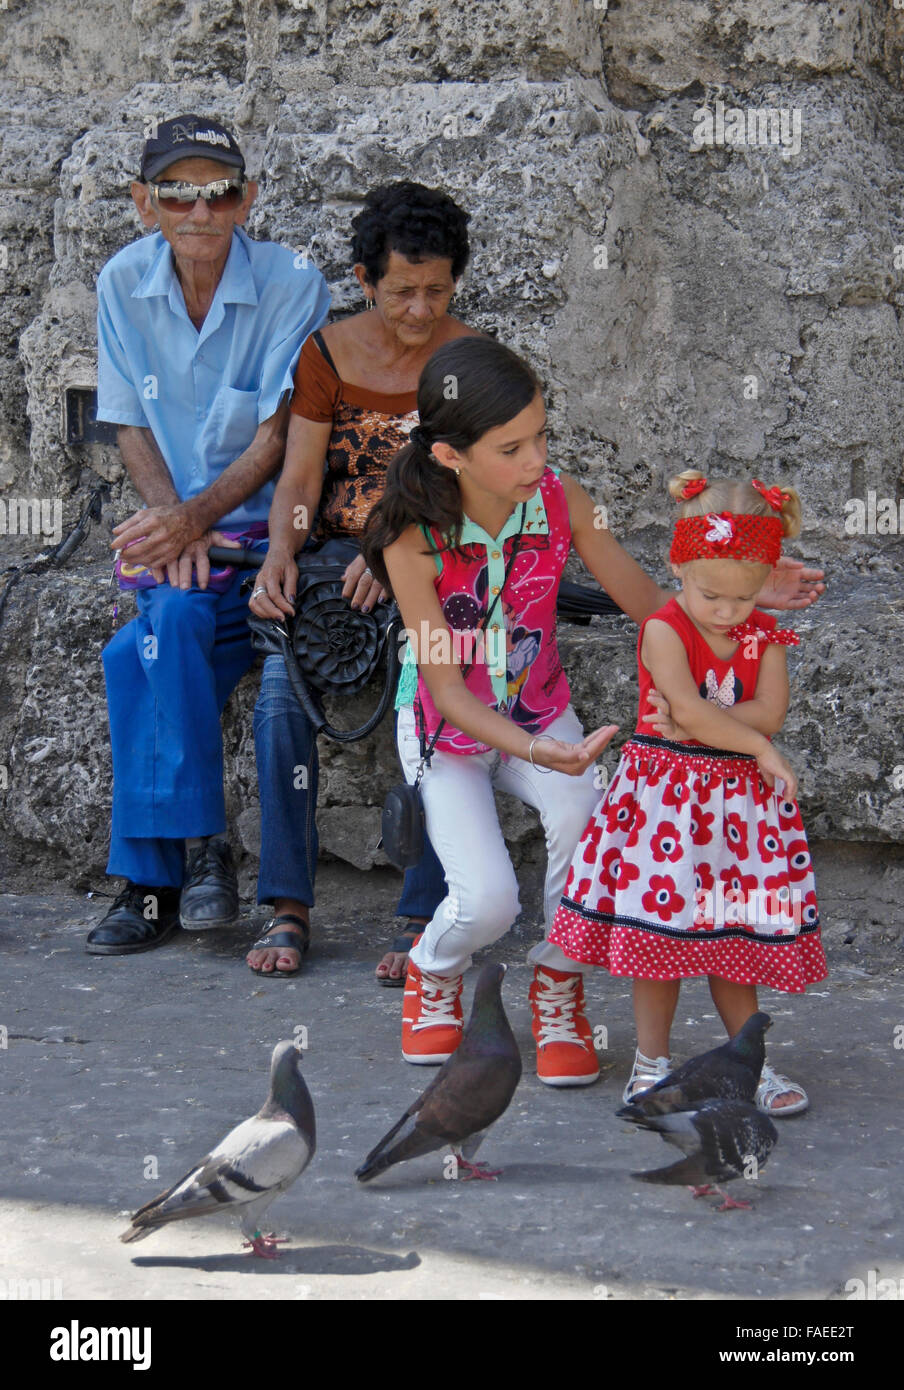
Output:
top-left (455, 467), bottom-right (461, 476)
top-left (366, 297), bottom-right (375, 310)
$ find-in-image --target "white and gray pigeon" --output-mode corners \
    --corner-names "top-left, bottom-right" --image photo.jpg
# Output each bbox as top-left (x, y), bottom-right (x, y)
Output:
top-left (356, 962), bottom-right (522, 1184)
top-left (119, 1040), bottom-right (315, 1258)
top-left (630, 1098), bottom-right (778, 1210)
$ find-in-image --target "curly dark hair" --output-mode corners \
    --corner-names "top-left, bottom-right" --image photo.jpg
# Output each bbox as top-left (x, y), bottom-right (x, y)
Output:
top-left (351, 181), bottom-right (470, 286)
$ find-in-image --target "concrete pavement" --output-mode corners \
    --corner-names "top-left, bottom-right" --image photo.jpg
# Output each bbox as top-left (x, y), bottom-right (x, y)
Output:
top-left (1, 866), bottom-right (902, 1301)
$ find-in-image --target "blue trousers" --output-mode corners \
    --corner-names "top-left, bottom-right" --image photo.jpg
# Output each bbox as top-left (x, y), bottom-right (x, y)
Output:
top-left (104, 571), bottom-right (448, 915)
top-left (103, 569), bottom-right (258, 887)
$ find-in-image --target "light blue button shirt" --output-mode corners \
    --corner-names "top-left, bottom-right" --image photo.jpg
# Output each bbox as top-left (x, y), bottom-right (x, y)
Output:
top-left (96, 226), bottom-right (331, 527)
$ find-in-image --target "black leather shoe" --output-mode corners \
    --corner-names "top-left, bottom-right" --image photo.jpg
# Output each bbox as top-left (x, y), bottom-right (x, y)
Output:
top-left (85, 883), bottom-right (181, 955)
top-left (179, 836), bottom-right (239, 930)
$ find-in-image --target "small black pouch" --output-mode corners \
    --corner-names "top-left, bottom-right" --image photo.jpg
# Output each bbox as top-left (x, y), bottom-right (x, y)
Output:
top-left (380, 780), bottom-right (427, 870)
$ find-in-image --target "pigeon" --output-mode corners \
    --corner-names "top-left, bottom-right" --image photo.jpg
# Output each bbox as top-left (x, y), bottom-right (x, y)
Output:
top-left (630, 1098), bottom-right (778, 1210)
top-left (617, 1011), bottom-right (772, 1121)
top-left (356, 961), bottom-right (522, 1184)
top-left (120, 1040), bottom-right (315, 1258)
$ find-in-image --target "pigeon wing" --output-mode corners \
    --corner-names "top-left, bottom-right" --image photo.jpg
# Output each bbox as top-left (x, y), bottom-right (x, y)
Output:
top-left (355, 1053), bottom-right (520, 1182)
top-left (416, 1052), bottom-right (521, 1143)
top-left (353, 1068), bottom-right (448, 1181)
top-left (120, 1115), bottom-right (310, 1241)
top-left (619, 1058), bottom-right (757, 1118)
top-left (632, 1101), bottom-right (776, 1186)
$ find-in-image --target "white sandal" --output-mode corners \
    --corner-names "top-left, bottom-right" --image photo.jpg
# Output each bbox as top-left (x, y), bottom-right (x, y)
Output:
top-left (622, 1048), bottom-right (672, 1104)
top-left (756, 1062), bottom-right (809, 1116)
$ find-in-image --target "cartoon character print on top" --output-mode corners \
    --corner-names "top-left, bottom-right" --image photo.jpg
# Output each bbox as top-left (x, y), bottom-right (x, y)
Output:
top-left (702, 668), bottom-right (743, 707)
top-left (414, 468), bottom-right (573, 756)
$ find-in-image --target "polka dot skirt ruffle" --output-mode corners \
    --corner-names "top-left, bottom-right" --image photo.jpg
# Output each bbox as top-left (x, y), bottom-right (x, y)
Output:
top-left (548, 738), bottom-right (827, 994)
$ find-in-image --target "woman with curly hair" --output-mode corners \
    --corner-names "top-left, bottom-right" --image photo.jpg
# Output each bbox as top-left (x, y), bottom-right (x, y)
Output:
top-left (247, 182), bottom-right (479, 983)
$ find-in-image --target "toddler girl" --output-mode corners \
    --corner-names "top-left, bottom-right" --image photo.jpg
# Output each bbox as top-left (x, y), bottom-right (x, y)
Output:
top-left (548, 470), bottom-right (827, 1114)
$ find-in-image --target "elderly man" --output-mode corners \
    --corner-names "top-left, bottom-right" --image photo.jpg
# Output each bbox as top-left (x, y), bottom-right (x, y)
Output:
top-left (87, 115), bottom-right (330, 954)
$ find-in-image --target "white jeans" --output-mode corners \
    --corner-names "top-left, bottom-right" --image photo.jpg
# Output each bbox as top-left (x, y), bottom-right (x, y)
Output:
top-left (397, 702), bottom-right (600, 977)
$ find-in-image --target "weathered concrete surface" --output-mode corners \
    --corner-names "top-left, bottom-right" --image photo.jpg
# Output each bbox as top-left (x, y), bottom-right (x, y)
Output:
top-left (1, 871), bottom-right (902, 1300)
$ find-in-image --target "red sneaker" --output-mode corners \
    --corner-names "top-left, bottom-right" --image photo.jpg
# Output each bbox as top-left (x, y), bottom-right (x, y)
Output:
top-left (402, 959), bottom-right (464, 1064)
top-left (529, 965), bottom-right (600, 1087)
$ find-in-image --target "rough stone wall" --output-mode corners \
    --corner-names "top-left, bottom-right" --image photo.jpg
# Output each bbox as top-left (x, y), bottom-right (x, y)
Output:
top-left (0, 0), bottom-right (902, 893)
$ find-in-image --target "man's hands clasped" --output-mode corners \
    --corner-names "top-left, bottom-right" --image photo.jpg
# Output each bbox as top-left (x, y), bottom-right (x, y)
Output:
top-left (112, 503), bottom-right (239, 591)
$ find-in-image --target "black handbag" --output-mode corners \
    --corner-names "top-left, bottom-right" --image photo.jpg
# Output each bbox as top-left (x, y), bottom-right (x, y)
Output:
top-left (380, 513), bottom-right (525, 870)
top-left (213, 538), bottom-right (404, 744)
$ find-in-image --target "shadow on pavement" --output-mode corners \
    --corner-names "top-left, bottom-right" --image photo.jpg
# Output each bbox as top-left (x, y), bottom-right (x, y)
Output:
top-left (132, 1245), bottom-right (421, 1276)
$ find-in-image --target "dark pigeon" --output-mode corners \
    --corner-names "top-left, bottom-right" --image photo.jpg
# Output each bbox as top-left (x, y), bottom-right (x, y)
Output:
top-left (120, 1040), bottom-right (315, 1258)
top-left (631, 1098), bottom-right (778, 1210)
top-left (617, 1011), bottom-right (772, 1121)
top-left (356, 962), bottom-right (522, 1183)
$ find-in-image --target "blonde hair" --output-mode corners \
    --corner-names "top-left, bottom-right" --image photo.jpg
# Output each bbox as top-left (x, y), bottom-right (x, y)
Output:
top-left (667, 469), bottom-right (801, 539)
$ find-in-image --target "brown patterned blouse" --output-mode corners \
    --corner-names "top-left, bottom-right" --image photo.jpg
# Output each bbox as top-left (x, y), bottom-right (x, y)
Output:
top-left (289, 330), bottom-right (418, 539)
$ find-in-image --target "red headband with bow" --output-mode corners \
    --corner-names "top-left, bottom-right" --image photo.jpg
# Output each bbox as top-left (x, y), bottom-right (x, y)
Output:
top-left (670, 511), bottom-right (783, 566)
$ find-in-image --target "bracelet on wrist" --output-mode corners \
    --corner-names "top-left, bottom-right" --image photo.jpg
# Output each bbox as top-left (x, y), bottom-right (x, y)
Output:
top-left (528, 734), bottom-right (555, 773)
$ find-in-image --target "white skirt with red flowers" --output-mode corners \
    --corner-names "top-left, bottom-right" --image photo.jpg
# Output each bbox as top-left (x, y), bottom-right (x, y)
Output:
top-left (548, 735), bottom-right (826, 993)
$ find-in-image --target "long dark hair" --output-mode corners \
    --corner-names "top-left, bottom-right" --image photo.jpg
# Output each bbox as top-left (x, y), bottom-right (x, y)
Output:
top-left (362, 337), bottom-right (542, 592)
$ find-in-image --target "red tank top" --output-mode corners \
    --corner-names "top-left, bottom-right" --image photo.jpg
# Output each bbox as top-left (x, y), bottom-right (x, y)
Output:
top-left (635, 597), bottom-right (779, 739)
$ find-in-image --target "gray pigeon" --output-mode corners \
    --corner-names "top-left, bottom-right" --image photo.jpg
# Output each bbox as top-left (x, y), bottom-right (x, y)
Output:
top-left (120, 1040), bottom-right (315, 1258)
top-left (617, 1011), bottom-right (772, 1121)
top-left (356, 962), bottom-right (522, 1183)
top-left (631, 1098), bottom-right (778, 1210)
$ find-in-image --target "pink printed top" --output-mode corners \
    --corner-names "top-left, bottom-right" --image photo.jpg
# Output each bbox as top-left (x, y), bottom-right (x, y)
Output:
top-left (413, 466), bottom-right (573, 755)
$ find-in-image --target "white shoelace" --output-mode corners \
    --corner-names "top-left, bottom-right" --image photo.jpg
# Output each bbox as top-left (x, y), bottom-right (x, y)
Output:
top-left (411, 970), bottom-right (463, 1032)
top-left (534, 973), bottom-right (583, 1046)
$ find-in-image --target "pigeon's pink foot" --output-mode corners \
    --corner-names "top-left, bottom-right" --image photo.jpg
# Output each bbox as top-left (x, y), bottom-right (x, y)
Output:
top-left (715, 1189), bottom-right (752, 1212)
top-left (457, 1158), bottom-right (501, 1181)
top-left (243, 1233), bottom-right (282, 1258)
top-left (690, 1185), bottom-right (714, 1198)
top-left (262, 1232), bottom-right (290, 1244)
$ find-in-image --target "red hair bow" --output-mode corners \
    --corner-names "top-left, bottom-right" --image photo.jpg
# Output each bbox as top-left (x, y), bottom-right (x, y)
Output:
top-left (752, 479), bottom-right (785, 511)
top-left (681, 477), bottom-right (708, 499)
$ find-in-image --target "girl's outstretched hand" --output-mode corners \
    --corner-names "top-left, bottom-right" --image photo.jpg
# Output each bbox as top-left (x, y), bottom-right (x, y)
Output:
top-left (756, 743), bottom-right (798, 801)
top-left (646, 688), bottom-right (692, 742)
top-left (758, 556), bottom-right (825, 610)
top-left (531, 724), bottom-right (619, 776)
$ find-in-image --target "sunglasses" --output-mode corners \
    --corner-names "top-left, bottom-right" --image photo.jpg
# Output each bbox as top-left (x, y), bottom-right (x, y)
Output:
top-left (148, 177), bottom-right (247, 212)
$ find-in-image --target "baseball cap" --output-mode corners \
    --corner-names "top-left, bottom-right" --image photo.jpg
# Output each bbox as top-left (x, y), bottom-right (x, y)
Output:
top-left (140, 115), bottom-right (245, 182)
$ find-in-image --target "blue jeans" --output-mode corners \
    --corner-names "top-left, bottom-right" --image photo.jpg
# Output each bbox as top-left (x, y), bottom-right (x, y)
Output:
top-left (103, 567), bottom-right (259, 888)
top-left (254, 657), bottom-right (447, 916)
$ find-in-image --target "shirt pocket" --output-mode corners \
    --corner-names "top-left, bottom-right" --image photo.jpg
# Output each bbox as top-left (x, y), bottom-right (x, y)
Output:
top-left (199, 385), bottom-right (261, 470)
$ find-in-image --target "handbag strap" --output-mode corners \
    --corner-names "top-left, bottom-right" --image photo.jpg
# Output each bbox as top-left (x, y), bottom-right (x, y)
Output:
top-left (414, 503), bottom-right (527, 780)
top-left (274, 607), bottom-right (404, 744)
top-left (312, 328), bottom-right (339, 377)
